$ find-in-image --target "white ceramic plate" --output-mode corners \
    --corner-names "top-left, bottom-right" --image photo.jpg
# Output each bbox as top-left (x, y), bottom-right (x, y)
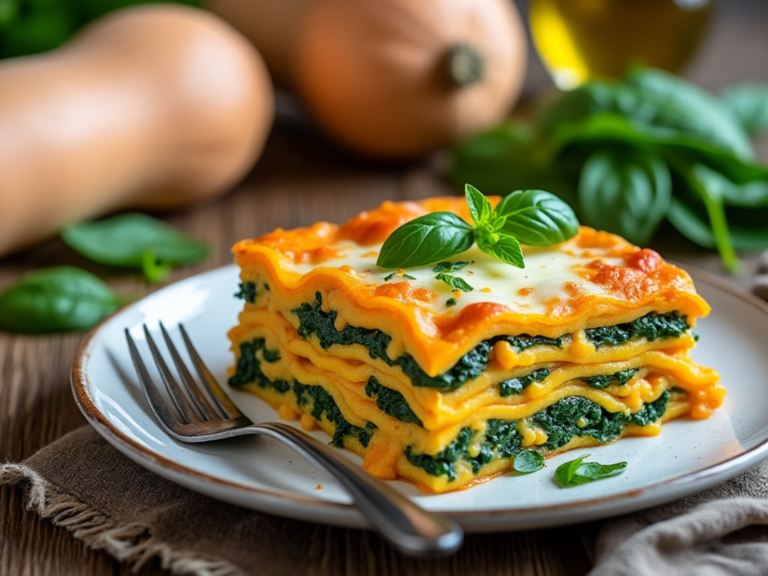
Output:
top-left (72, 264), bottom-right (768, 532)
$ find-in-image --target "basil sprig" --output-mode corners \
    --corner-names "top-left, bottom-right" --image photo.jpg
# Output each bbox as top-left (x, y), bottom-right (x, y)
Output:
top-left (554, 454), bottom-right (627, 487)
top-left (62, 213), bottom-right (209, 284)
top-left (0, 267), bottom-right (129, 333)
top-left (377, 185), bottom-right (578, 269)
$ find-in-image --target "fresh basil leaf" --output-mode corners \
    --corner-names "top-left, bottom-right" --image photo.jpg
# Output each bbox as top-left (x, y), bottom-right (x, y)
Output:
top-left (0, 266), bottom-right (126, 333)
top-left (720, 83), bottom-right (768, 137)
top-left (624, 68), bottom-right (753, 158)
top-left (432, 261), bottom-right (471, 273)
top-left (377, 212), bottom-right (474, 269)
top-left (435, 273), bottom-right (474, 292)
top-left (446, 298), bottom-right (457, 307)
top-left (62, 213), bottom-right (209, 283)
top-left (579, 149), bottom-right (671, 245)
top-left (0, 0), bottom-right (18, 27)
top-left (669, 193), bottom-right (768, 252)
top-left (465, 184), bottom-right (493, 226)
top-left (669, 161), bottom-right (741, 272)
top-left (569, 461), bottom-right (627, 485)
top-left (554, 454), bottom-right (589, 487)
top-left (543, 70), bottom-right (753, 159)
top-left (477, 234), bottom-right (524, 268)
top-left (688, 164), bottom-right (768, 208)
top-left (514, 450), bottom-right (545, 474)
top-left (493, 190), bottom-right (579, 246)
top-left (551, 113), bottom-right (768, 186)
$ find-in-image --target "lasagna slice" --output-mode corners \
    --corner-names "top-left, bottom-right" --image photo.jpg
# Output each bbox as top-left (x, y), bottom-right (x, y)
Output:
top-left (228, 197), bottom-right (723, 493)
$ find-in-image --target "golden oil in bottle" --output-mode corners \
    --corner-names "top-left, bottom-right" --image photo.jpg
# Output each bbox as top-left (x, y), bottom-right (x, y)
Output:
top-left (529, 0), bottom-right (713, 89)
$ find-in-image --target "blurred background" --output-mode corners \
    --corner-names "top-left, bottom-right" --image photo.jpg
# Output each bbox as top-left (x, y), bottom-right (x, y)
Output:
top-left (1, 0), bottom-right (768, 333)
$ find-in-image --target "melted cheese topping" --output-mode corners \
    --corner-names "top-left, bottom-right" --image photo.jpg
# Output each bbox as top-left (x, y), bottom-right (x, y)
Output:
top-left (233, 197), bottom-right (710, 376)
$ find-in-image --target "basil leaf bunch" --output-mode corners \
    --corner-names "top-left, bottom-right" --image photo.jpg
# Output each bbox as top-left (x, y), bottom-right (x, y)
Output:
top-left (62, 213), bottom-right (209, 283)
top-left (377, 185), bottom-right (578, 269)
top-left (451, 67), bottom-right (768, 273)
top-left (554, 454), bottom-right (627, 487)
top-left (0, 267), bottom-right (129, 333)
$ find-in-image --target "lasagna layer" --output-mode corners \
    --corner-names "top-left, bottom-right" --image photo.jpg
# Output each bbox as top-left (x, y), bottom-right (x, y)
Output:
top-left (227, 327), bottom-right (705, 492)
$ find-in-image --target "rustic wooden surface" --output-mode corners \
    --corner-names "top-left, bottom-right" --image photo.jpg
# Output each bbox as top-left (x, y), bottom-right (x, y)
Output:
top-left (1, 1), bottom-right (767, 574)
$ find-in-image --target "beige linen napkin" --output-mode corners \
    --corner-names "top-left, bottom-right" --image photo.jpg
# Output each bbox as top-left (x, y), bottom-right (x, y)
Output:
top-left (0, 426), bottom-right (322, 576)
top-left (589, 252), bottom-right (768, 576)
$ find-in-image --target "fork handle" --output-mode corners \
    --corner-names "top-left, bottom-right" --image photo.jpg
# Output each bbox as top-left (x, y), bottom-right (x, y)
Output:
top-left (253, 422), bottom-right (463, 557)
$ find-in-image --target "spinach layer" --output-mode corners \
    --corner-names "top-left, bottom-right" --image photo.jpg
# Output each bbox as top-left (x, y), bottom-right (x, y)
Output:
top-left (405, 420), bottom-right (523, 482)
top-left (293, 381), bottom-right (374, 448)
top-left (583, 368), bottom-right (639, 390)
top-left (293, 293), bottom-right (564, 391)
top-left (499, 368), bottom-right (551, 397)
top-left (228, 339), bottom-right (287, 391)
top-left (229, 339), bottom-right (373, 448)
top-left (533, 391), bottom-right (670, 450)
top-left (235, 281), bottom-right (257, 304)
top-left (365, 377), bottom-right (423, 427)
top-left (585, 313), bottom-right (690, 348)
top-left (406, 391), bottom-right (671, 481)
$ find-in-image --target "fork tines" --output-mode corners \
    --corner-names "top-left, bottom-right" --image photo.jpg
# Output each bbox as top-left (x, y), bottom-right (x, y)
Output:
top-left (125, 322), bottom-right (243, 431)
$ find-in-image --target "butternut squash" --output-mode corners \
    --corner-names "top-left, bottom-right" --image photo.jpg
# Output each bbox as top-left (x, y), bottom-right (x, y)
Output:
top-left (0, 5), bottom-right (273, 257)
top-left (208, 0), bottom-right (527, 158)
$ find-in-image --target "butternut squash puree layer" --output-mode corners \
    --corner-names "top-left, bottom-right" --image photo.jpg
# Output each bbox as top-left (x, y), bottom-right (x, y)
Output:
top-left (228, 196), bottom-right (722, 493)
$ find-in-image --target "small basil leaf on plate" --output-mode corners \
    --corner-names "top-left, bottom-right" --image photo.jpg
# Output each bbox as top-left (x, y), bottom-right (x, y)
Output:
top-left (435, 273), bottom-right (474, 292)
top-left (62, 213), bottom-right (209, 283)
top-left (376, 212), bottom-right (474, 269)
top-left (569, 461), bottom-right (628, 485)
top-left (720, 83), bottom-right (768, 136)
top-left (555, 454), bottom-right (627, 487)
top-left (432, 261), bottom-right (471, 273)
top-left (465, 183), bottom-right (493, 226)
top-left (579, 149), bottom-right (671, 246)
top-left (0, 266), bottom-right (127, 333)
top-left (494, 190), bottom-right (579, 246)
top-left (554, 454), bottom-right (589, 487)
top-left (476, 234), bottom-right (524, 268)
top-left (513, 450), bottom-right (545, 474)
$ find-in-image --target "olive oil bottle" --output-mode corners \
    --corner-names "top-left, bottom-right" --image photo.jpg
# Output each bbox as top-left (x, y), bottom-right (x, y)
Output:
top-left (529, 0), bottom-right (713, 89)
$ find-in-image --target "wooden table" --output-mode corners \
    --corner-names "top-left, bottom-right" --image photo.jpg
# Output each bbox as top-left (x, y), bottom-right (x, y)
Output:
top-left (2, 1), bottom-right (767, 573)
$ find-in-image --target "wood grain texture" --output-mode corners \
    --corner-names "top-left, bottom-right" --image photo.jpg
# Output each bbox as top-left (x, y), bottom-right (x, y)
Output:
top-left (2, 2), bottom-right (767, 571)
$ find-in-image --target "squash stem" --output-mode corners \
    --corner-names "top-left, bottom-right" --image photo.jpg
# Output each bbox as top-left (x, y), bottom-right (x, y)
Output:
top-left (444, 43), bottom-right (484, 88)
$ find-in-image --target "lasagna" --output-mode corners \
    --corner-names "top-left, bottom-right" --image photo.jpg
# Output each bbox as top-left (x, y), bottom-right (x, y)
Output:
top-left (227, 197), bottom-right (723, 493)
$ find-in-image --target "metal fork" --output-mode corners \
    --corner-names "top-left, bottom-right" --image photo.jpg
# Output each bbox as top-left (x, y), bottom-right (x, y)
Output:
top-left (125, 322), bottom-right (463, 557)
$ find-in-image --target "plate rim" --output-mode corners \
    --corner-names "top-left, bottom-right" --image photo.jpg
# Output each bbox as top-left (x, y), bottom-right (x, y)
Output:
top-left (71, 264), bottom-right (768, 521)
